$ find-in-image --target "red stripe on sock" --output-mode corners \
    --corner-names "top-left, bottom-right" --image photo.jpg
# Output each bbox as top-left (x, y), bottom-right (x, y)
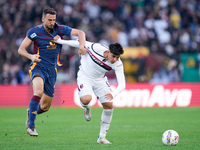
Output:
top-left (32, 95), bottom-right (41, 103)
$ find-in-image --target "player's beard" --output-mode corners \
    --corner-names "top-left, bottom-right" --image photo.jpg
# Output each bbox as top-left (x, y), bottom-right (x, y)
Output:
top-left (45, 24), bottom-right (54, 32)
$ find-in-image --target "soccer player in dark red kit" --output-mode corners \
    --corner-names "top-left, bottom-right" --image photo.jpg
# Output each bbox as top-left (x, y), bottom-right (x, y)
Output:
top-left (18, 7), bottom-right (86, 136)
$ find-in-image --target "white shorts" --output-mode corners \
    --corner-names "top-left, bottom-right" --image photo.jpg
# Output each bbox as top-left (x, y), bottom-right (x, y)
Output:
top-left (77, 71), bottom-right (112, 103)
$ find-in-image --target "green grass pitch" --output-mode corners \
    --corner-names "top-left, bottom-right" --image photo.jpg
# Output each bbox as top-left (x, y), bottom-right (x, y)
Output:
top-left (0, 107), bottom-right (199, 150)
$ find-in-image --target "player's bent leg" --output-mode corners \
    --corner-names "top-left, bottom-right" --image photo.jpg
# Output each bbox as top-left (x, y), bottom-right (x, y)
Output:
top-left (32, 77), bottom-right (44, 97)
top-left (38, 93), bottom-right (53, 114)
top-left (27, 94), bottom-right (53, 137)
top-left (101, 102), bottom-right (114, 110)
top-left (27, 95), bottom-right (41, 136)
top-left (84, 105), bottom-right (91, 121)
top-left (80, 95), bottom-right (92, 105)
top-left (80, 95), bottom-right (92, 121)
top-left (97, 102), bottom-right (113, 144)
top-left (26, 77), bottom-right (43, 136)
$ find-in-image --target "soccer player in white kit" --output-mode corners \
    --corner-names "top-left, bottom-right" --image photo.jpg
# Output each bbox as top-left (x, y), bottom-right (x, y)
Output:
top-left (55, 36), bottom-right (126, 144)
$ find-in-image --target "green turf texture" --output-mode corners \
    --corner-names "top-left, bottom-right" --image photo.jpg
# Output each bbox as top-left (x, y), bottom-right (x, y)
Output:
top-left (0, 107), bottom-right (199, 150)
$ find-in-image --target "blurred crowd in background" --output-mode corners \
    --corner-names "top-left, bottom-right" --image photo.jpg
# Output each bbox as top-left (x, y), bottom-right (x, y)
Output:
top-left (0, 0), bottom-right (200, 84)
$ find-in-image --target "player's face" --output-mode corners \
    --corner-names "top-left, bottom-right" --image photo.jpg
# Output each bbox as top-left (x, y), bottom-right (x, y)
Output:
top-left (42, 14), bottom-right (56, 31)
top-left (108, 52), bottom-right (120, 64)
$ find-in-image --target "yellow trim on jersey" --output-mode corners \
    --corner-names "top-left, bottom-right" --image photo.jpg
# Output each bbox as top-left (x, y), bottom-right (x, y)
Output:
top-left (57, 52), bottom-right (63, 66)
top-left (29, 62), bottom-right (37, 78)
top-left (29, 48), bottom-right (39, 78)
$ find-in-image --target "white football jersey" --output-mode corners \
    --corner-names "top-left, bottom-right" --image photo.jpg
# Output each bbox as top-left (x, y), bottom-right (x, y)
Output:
top-left (79, 41), bottom-right (123, 79)
top-left (56, 39), bottom-right (126, 98)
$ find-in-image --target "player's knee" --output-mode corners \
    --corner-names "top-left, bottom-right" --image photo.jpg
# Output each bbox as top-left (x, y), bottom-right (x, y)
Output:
top-left (42, 106), bottom-right (50, 112)
top-left (34, 91), bottom-right (43, 97)
top-left (80, 95), bottom-right (92, 105)
top-left (43, 107), bottom-right (50, 112)
top-left (102, 102), bottom-right (114, 109)
top-left (41, 104), bottom-right (51, 111)
top-left (103, 105), bottom-right (114, 109)
top-left (80, 99), bottom-right (90, 105)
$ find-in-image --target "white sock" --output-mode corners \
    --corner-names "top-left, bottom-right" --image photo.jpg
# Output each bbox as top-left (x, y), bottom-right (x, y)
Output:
top-left (99, 109), bottom-right (113, 138)
top-left (80, 100), bottom-right (88, 108)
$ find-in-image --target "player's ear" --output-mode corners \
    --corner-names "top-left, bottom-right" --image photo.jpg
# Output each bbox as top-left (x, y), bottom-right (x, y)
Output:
top-left (103, 50), bottom-right (109, 58)
top-left (42, 17), bottom-right (44, 23)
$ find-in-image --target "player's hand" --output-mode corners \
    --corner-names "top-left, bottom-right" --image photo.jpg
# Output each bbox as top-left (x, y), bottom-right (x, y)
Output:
top-left (30, 54), bottom-right (41, 62)
top-left (53, 35), bottom-right (60, 42)
top-left (78, 46), bottom-right (87, 57)
top-left (105, 93), bottom-right (113, 101)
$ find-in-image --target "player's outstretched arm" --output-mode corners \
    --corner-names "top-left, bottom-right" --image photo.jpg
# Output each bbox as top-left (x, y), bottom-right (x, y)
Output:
top-left (18, 36), bottom-right (41, 63)
top-left (55, 37), bottom-right (80, 48)
top-left (71, 29), bottom-right (87, 57)
top-left (104, 66), bottom-right (126, 101)
top-left (111, 66), bottom-right (126, 99)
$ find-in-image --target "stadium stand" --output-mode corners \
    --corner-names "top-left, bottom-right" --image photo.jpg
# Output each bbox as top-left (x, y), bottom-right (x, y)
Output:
top-left (0, 0), bottom-right (199, 84)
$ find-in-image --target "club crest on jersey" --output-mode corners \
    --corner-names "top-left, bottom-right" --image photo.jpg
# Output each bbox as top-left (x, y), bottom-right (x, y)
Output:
top-left (80, 84), bottom-right (84, 89)
top-left (30, 33), bottom-right (37, 38)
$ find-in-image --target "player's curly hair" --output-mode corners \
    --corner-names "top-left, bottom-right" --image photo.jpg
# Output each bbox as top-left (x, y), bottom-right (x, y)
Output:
top-left (43, 7), bottom-right (56, 17)
top-left (109, 43), bottom-right (124, 55)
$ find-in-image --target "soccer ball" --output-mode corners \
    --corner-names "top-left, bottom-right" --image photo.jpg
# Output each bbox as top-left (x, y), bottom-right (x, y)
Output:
top-left (162, 130), bottom-right (179, 146)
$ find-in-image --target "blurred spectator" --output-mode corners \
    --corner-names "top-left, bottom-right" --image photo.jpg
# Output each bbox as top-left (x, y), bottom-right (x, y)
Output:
top-left (0, 63), bottom-right (12, 84)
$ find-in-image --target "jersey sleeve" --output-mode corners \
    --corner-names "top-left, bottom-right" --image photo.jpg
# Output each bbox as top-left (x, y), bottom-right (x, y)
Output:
top-left (92, 43), bottom-right (108, 55)
top-left (57, 24), bottom-right (72, 36)
top-left (26, 28), bottom-right (37, 41)
top-left (111, 60), bottom-right (126, 98)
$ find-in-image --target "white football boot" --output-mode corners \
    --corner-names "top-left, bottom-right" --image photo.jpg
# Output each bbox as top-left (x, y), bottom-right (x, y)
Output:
top-left (27, 127), bottom-right (38, 137)
top-left (84, 106), bottom-right (91, 121)
top-left (97, 136), bottom-right (111, 144)
top-left (25, 108), bottom-right (29, 129)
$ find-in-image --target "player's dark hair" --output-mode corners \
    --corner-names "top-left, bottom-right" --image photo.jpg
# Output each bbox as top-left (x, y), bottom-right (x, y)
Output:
top-left (43, 7), bottom-right (56, 17)
top-left (109, 43), bottom-right (124, 55)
